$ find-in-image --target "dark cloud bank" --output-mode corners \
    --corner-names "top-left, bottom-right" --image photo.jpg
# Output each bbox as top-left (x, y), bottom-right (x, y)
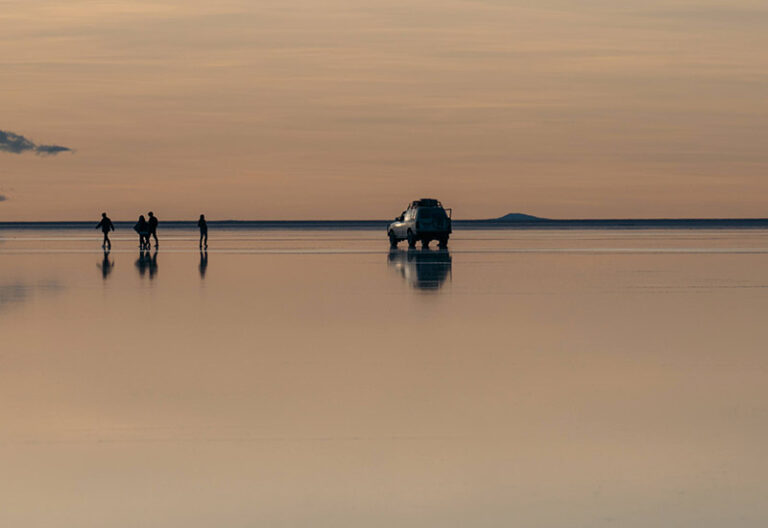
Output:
top-left (0, 129), bottom-right (72, 156)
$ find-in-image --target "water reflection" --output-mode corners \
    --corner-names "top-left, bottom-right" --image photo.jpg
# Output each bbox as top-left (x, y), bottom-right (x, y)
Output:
top-left (0, 280), bottom-right (62, 312)
top-left (199, 250), bottom-right (208, 279)
top-left (0, 282), bottom-right (29, 311)
top-left (135, 249), bottom-right (158, 279)
top-left (388, 248), bottom-right (452, 290)
top-left (99, 249), bottom-right (114, 280)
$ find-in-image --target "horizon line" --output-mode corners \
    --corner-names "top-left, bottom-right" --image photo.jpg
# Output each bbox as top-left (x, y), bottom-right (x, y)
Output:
top-left (4, 217), bottom-right (768, 225)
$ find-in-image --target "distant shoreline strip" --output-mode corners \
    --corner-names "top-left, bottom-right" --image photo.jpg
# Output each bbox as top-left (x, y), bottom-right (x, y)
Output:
top-left (3, 219), bottom-right (768, 230)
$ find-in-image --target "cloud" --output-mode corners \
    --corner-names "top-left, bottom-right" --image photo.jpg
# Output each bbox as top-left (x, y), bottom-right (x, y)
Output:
top-left (0, 129), bottom-right (73, 156)
top-left (34, 144), bottom-right (72, 155)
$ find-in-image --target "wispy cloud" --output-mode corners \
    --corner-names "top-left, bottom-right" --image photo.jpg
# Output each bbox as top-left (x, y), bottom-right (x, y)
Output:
top-left (0, 129), bottom-right (73, 156)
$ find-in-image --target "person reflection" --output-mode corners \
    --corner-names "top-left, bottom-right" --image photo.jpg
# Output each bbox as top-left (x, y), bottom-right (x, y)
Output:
top-left (135, 249), bottom-right (158, 280)
top-left (135, 250), bottom-right (150, 278)
top-left (99, 249), bottom-right (114, 279)
top-left (199, 249), bottom-right (208, 279)
top-left (387, 247), bottom-right (452, 290)
top-left (148, 249), bottom-right (158, 279)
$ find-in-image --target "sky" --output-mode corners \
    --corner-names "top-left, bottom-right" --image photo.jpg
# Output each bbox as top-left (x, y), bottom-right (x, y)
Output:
top-left (1, 0), bottom-right (767, 220)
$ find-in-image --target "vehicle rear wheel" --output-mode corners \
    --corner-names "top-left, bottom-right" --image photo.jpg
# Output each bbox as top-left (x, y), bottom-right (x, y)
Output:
top-left (407, 230), bottom-right (417, 248)
top-left (388, 231), bottom-right (398, 248)
top-left (438, 235), bottom-right (449, 248)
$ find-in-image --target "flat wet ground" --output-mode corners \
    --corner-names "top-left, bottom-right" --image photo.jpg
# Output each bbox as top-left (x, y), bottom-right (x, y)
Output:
top-left (2, 228), bottom-right (768, 527)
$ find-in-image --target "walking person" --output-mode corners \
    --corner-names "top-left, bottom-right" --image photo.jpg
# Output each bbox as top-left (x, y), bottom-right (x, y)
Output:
top-left (134, 215), bottom-right (150, 249)
top-left (197, 214), bottom-right (208, 249)
top-left (147, 211), bottom-right (159, 248)
top-left (95, 212), bottom-right (115, 249)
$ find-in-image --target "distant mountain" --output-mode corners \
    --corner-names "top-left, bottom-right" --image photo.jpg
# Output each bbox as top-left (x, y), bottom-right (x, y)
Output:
top-left (489, 213), bottom-right (545, 222)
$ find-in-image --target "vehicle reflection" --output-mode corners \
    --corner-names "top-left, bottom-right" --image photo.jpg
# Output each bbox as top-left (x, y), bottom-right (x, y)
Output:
top-left (388, 248), bottom-right (452, 290)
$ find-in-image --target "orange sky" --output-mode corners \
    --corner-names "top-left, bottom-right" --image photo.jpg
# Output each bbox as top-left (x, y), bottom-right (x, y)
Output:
top-left (2, 0), bottom-right (767, 220)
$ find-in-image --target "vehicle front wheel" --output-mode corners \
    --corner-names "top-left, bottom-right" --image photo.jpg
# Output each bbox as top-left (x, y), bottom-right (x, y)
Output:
top-left (388, 231), bottom-right (398, 248)
top-left (438, 236), bottom-right (449, 248)
top-left (422, 238), bottom-right (430, 249)
top-left (407, 230), bottom-right (417, 248)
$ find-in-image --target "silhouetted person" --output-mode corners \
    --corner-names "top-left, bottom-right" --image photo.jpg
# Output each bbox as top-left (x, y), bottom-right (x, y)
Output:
top-left (95, 212), bottom-right (114, 249)
top-left (147, 211), bottom-right (159, 247)
top-left (134, 215), bottom-right (150, 249)
top-left (199, 249), bottom-right (208, 278)
top-left (99, 249), bottom-right (114, 279)
top-left (198, 214), bottom-right (208, 248)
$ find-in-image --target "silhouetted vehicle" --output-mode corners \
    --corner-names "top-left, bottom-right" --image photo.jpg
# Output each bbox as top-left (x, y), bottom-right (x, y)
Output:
top-left (388, 248), bottom-right (452, 290)
top-left (388, 198), bottom-right (452, 248)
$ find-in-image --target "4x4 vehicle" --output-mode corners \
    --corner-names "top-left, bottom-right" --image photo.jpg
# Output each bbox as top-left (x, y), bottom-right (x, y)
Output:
top-left (388, 198), bottom-right (452, 248)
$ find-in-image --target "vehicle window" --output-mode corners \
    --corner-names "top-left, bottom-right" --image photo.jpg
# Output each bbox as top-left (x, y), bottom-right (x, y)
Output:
top-left (417, 208), bottom-right (446, 220)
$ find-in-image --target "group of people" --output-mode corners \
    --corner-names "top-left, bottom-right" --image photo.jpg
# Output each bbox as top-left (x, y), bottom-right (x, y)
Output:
top-left (134, 212), bottom-right (159, 249)
top-left (96, 212), bottom-right (208, 249)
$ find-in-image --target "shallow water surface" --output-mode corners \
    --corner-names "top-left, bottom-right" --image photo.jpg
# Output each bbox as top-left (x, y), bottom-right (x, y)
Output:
top-left (2, 228), bottom-right (768, 527)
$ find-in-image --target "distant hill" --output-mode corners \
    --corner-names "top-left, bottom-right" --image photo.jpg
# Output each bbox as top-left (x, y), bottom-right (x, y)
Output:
top-left (489, 213), bottom-right (545, 222)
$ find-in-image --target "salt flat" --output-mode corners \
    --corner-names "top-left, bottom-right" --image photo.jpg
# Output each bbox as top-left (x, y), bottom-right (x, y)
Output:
top-left (2, 228), bottom-right (768, 527)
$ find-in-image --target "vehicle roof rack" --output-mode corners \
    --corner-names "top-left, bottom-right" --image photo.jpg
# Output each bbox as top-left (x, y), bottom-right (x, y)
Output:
top-left (411, 198), bottom-right (441, 208)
